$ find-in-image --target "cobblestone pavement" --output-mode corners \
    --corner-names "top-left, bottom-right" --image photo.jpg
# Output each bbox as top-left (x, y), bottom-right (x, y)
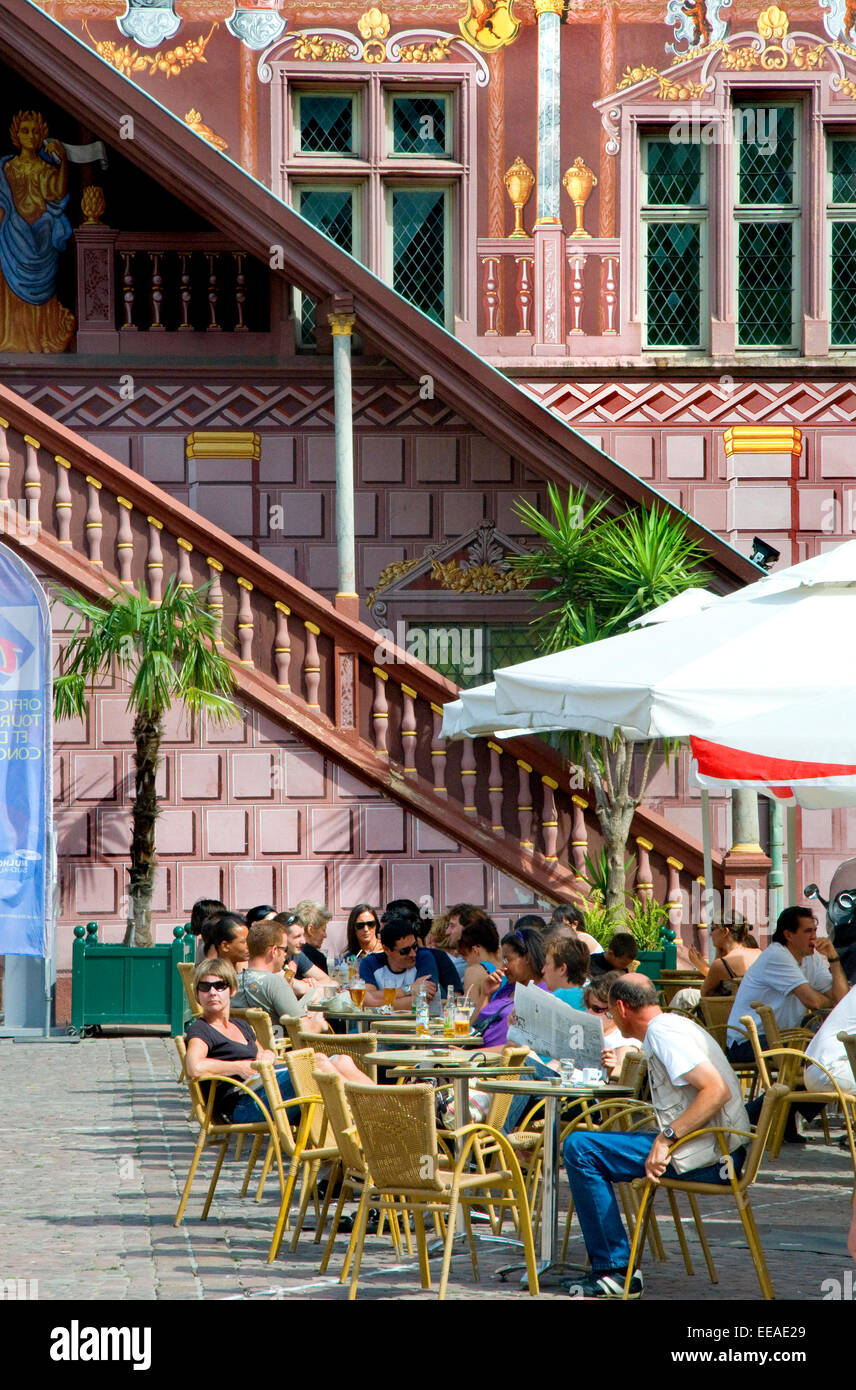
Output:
top-left (0, 1033), bottom-right (853, 1303)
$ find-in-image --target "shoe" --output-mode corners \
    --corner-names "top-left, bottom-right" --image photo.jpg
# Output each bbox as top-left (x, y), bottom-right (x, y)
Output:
top-left (365, 1209), bottom-right (381, 1235)
top-left (562, 1269), bottom-right (643, 1300)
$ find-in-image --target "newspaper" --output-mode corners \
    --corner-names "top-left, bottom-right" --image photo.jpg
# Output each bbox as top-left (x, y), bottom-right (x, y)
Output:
top-left (506, 983), bottom-right (604, 1069)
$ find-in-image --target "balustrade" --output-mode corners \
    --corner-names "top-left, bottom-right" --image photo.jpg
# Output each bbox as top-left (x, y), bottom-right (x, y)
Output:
top-left (476, 237), bottom-right (620, 349)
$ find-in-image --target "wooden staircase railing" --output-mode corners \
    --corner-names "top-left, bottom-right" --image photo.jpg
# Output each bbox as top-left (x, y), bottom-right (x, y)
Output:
top-left (0, 381), bottom-right (722, 924)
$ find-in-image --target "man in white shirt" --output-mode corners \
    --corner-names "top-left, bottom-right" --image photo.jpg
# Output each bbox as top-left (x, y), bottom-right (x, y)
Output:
top-left (726, 906), bottom-right (848, 1060)
top-left (804, 982), bottom-right (856, 1093)
top-left (563, 974), bottom-right (748, 1300)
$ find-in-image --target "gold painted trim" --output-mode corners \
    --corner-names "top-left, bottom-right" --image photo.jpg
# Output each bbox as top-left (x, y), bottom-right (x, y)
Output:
top-left (55, 455), bottom-right (72, 470)
top-left (328, 312), bottom-right (356, 335)
top-left (516, 759), bottom-right (532, 773)
top-left (400, 683), bottom-right (417, 699)
top-left (85, 475), bottom-right (102, 489)
top-left (185, 430), bottom-right (261, 461)
top-left (147, 515), bottom-right (163, 529)
top-left (117, 496), bottom-right (133, 510)
top-left (571, 794), bottom-right (588, 809)
top-left (542, 775), bottom-right (559, 790)
top-left (487, 740), bottom-right (503, 753)
top-left (237, 577), bottom-right (253, 591)
top-left (373, 666), bottom-right (389, 681)
top-left (636, 836), bottom-right (653, 851)
top-left (723, 425), bottom-right (802, 456)
top-left (177, 538), bottom-right (193, 552)
top-left (729, 841), bottom-right (765, 854)
top-left (207, 557), bottom-right (224, 572)
top-left (23, 434), bottom-right (41, 449)
top-left (430, 702), bottom-right (444, 715)
top-left (666, 856), bottom-right (684, 871)
top-left (275, 601), bottom-right (291, 615)
top-left (305, 621), bottom-right (320, 636)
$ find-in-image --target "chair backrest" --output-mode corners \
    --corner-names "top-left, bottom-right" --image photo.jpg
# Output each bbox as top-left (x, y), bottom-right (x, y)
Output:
top-left (174, 1034), bottom-right (217, 1127)
top-left (286, 1048), bottom-right (331, 1146)
top-left (314, 1070), bottom-right (366, 1176)
top-left (698, 995), bottom-right (733, 1048)
top-left (740, 1083), bottom-right (790, 1188)
top-left (480, 1046), bottom-right (531, 1129)
top-left (280, 1016), bottom-right (305, 1049)
top-left (346, 1081), bottom-right (445, 1192)
top-left (617, 1048), bottom-right (648, 1097)
top-left (837, 1031), bottom-right (856, 1088)
top-left (231, 1006), bottom-right (277, 1053)
top-left (298, 1031), bottom-right (379, 1082)
top-left (740, 1014), bottom-right (773, 1089)
top-left (750, 1001), bottom-right (782, 1047)
top-left (177, 962), bottom-right (202, 1017)
top-left (659, 973), bottom-right (703, 1006)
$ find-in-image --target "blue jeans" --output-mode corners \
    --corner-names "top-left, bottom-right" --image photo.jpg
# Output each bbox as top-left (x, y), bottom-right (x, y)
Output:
top-left (227, 1067), bottom-right (295, 1123)
top-left (563, 1129), bottom-right (746, 1273)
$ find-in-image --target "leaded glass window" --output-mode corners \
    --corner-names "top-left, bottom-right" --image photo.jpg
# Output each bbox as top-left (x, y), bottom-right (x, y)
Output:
top-left (640, 139), bottom-right (706, 349)
top-left (390, 95), bottom-right (450, 157)
top-left (409, 623), bottom-right (538, 689)
top-left (735, 104), bottom-right (798, 349)
top-left (829, 138), bottom-right (856, 348)
top-left (390, 188), bottom-right (448, 325)
top-left (295, 94), bottom-right (357, 156)
top-left (294, 187), bottom-right (357, 344)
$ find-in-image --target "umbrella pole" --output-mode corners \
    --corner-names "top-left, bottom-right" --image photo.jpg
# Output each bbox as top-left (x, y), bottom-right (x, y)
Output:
top-left (785, 804), bottom-right (798, 908)
top-left (701, 789), bottom-right (715, 962)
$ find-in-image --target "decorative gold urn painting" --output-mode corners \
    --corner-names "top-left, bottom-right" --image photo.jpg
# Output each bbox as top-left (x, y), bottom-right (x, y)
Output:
top-left (0, 111), bottom-right (75, 353)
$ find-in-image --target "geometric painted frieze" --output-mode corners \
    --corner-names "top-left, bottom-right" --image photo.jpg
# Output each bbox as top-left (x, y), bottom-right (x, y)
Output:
top-left (522, 378), bottom-right (856, 427)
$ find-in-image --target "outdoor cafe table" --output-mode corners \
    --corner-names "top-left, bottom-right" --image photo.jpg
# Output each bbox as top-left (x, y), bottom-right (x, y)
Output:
top-left (476, 1078), bottom-right (634, 1284)
top-left (307, 1005), bottom-right (463, 1037)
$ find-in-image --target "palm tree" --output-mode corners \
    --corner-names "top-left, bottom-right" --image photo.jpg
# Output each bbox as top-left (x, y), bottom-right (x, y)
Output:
top-left (53, 578), bottom-right (238, 946)
top-left (510, 482), bottom-right (710, 911)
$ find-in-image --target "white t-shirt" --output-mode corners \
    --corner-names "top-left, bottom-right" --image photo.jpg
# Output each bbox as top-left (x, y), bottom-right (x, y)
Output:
top-left (372, 963), bottom-right (417, 993)
top-left (603, 1025), bottom-right (640, 1053)
top-left (644, 1012), bottom-right (749, 1172)
top-left (726, 942), bottom-right (833, 1044)
top-left (577, 931), bottom-right (602, 956)
top-left (805, 983), bottom-right (856, 1088)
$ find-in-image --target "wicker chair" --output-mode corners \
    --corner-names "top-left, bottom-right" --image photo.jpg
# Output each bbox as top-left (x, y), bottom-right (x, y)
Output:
top-left (297, 1029), bottom-right (379, 1081)
top-left (750, 1000), bottom-right (813, 1050)
top-left (741, 1015), bottom-right (852, 1157)
top-left (173, 1036), bottom-right (286, 1227)
top-left (344, 1079), bottom-right (539, 1300)
top-left (177, 961), bottom-right (202, 1018)
top-left (231, 1006), bottom-right (290, 1060)
top-left (621, 1082), bottom-right (790, 1300)
top-left (700, 996), bottom-right (758, 1099)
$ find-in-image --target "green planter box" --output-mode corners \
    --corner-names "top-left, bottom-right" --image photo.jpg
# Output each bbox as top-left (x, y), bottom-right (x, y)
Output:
top-left (71, 922), bottom-right (193, 1036)
top-left (634, 940), bottom-right (678, 982)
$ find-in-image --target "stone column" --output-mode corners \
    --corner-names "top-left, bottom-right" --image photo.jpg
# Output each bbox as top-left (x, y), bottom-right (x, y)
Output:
top-left (328, 308), bottom-right (358, 622)
top-left (723, 789), bottom-right (770, 935)
top-left (533, 0), bottom-right (565, 352)
top-left (767, 798), bottom-right (784, 931)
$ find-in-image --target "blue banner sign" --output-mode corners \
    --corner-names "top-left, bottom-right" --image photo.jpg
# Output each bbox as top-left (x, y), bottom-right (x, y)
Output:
top-left (0, 543), bottom-right (50, 956)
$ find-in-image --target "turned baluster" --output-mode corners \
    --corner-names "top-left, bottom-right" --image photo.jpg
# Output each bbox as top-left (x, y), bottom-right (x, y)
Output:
top-left (149, 251), bottom-right (165, 330)
top-left (146, 516), bottom-right (164, 603)
top-left (541, 776), bottom-right (559, 863)
top-left (461, 738), bottom-right (477, 815)
top-left (635, 836), bottom-right (654, 902)
top-left (274, 602), bottom-right (291, 688)
top-left (207, 557), bottom-right (224, 645)
top-left (206, 253), bottom-right (222, 332)
top-left (233, 252), bottom-right (248, 332)
top-left (431, 703), bottom-right (447, 796)
top-left (481, 256), bottom-right (500, 335)
top-left (0, 416), bottom-right (9, 503)
top-left (399, 684), bottom-right (418, 775)
top-left (666, 856), bottom-right (683, 932)
top-left (176, 537), bottom-right (193, 589)
top-left (120, 251), bottom-right (137, 331)
top-left (85, 475), bottom-right (103, 566)
top-left (54, 456), bottom-right (72, 546)
top-left (23, 435), bottom-right (41, 533)
top-left (373, 667), bottom-right (389, 757)
top-left (696, 875), bottom-right (708, 927)
top-left (488, 741), bottom-right (504, 835)
top-left (178, 253), bottom-right (193, 330)
top-left (517, 759), bottom-right (534, 851)
top-left (601, 256), bottom-right (618, 335)
top-left (515, 257), bottom-right (533, 336)
top-left (116, 497), bottom-right (134, 583)
top-left (303, 621), bottom-right (320, 708)
top-left (568, 254), bottom-right (586, 335)
top-left (236, 577), bottom-right (254, 665)
top-left (570, 794), bottom-right (589, 879)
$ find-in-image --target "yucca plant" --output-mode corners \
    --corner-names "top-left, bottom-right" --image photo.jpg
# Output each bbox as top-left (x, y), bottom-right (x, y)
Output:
top-left (510, 487), bottom-right (709, 911)
top-left (54, 578), bottom-right (238, 946)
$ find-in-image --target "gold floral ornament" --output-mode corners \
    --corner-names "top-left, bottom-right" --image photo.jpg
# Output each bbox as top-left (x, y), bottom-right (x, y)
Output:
top-left (430, 558), bottom-right (528, 594)
top-left (366, 556), bottom-right (421, 610)
top-left (757, 5), bottom-right (788, 40)
top-left (82, 22), bottom-right (216, 79)
top-left (656, 74), bottom-right (711, 98)
top-left (563, 157), bottom-right (597, 239)
top-left (80, 185), bottom-right (106, 225)
top-left (293, 34), bottom-right (324, 59)
top-left (504, 156), bottom-right (535, 238)
top-left (358, 8), bottom-right (390, 39)
top-left (617, 65), bottom-right (659, 89)
top-left (397, 38), bottom-right (454, 61)
top-left (184, 110), bottom-right (229, 153)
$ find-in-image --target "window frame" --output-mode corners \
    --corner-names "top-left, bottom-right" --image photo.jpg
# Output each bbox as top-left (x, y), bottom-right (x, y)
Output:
top-left (733, 100), bottom-right (801, 352)
top-left (292, 89), bottom-right (362, 159)
top-left (385, 90), bottom-right (455, 161)
top-left (826, 132), bottom-right (856, 350)
top-left (639, 134), bottom-right (709, 352)
top-left (384, 181), bottom-right (454, 329)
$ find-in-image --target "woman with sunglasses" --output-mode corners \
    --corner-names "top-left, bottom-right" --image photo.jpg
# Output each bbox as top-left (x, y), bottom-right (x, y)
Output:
top-left (346, 903), bottom-right (381, 959)
top-left (185, 958), bottom-right (370, 1122)
top-left (583, 970), bottom-right (640, 1080)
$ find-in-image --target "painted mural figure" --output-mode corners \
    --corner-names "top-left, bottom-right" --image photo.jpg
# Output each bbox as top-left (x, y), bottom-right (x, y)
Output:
top-left (823, 0), bottom-right (856, 42)
top-left (0, 110), bottom-right (75, 353)
top-left (665, 0), bottom-right (730, 53)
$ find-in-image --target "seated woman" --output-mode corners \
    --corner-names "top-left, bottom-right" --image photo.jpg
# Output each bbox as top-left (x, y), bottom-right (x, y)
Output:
top-left (542, 933), bottom-right (590, 1008)
top-left (185, 959), bottom-right (369, 1124)
top-left (346, 902), bottom-right (381, 959)
top-left (201, 912), bottom-right (250, 973)
top-left (671, 915), bottom-right (761, 1012)
top-left (476, 926), bottom-right (548, 1050)
top-left (459, 917), bottom-right (502, 1015)
top-left (583, 970), bottom-right (640, 1080)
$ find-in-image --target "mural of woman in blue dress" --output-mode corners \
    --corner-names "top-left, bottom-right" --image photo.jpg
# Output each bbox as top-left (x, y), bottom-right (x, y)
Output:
top-left (0, 110), bottom-right (75, 353)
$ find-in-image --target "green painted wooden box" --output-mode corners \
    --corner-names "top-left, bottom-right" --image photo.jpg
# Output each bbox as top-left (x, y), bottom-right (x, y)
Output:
top-left (70, 921), bottom-right (193, 1035)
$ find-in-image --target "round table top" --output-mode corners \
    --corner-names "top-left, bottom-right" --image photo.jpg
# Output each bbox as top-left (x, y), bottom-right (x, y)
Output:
top-left (366, 1049), bottom-right (475, 1067)
top-left (387, 1062), bottom-right (537, 1079)
top-left (365, 1032), bottom-right (483, 1049)
top-left (475, 1079), bottom-right (636, 1098)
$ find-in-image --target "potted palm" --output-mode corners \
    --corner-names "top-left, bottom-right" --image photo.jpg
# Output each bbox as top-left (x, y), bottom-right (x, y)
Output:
top-left (55, 578), bottom-right (239, 1031)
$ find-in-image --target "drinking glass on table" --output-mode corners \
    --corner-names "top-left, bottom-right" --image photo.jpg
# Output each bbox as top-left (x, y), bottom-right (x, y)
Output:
top-left (350, 981), bottom-right (366, 1007)
top-left (454, 1002), bottom-right (473, 1037)
top-left (383, 985), bottom-right (397, 1009)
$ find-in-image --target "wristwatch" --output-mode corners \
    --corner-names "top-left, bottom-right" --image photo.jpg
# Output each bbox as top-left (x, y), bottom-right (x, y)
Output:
top-left (659, 1125), bottom-right (677, 1142)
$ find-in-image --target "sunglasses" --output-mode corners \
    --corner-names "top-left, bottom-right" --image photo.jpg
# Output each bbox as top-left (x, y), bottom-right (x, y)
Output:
top-left (395, 943), bottom-right (418, 955)
top-left (587, 1003), bottom-right (611, 1015)
top-left (198, 979), bottom-right (230, 993)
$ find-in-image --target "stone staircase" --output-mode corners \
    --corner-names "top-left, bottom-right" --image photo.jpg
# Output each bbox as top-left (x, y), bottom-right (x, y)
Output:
top-left (0, 381), bottom-right (722, 925)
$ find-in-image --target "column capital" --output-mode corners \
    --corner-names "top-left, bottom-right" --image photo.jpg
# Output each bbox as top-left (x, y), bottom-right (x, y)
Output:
top-left (328, 312), bottom-right (357, 336)
top-left (534, 0), bottom-right (564, 16)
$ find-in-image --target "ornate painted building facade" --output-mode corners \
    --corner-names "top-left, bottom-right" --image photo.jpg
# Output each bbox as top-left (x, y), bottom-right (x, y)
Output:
top-left (3, 0), bottom-right (855, 1014)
